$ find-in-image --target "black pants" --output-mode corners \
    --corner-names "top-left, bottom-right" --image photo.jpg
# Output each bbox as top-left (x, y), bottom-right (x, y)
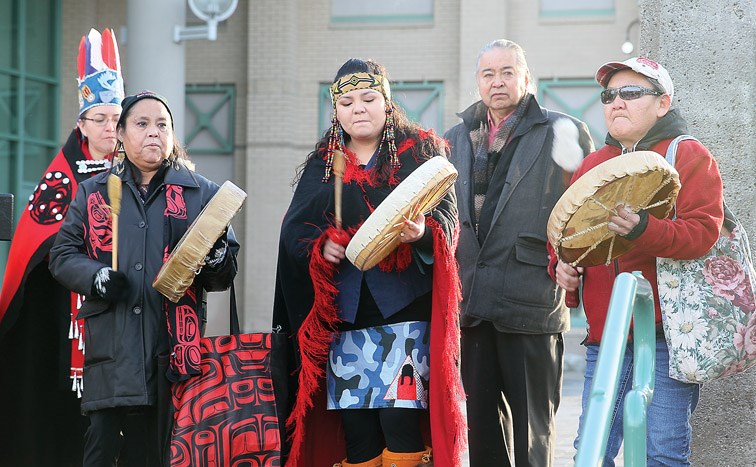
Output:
top-left (339, 408), bottom-right (425, 462)
top-left (84, 407), bottom-right (160, 467)
top-left (461, 322), bottom-right (563, 467)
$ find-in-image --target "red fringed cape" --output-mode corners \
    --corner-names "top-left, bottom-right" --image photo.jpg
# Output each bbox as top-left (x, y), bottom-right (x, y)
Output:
top-left (272, 130), bottom-right (466, 466)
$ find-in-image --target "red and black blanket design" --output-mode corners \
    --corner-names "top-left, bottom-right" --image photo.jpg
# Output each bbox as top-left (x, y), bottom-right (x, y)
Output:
top-left (0, 128), bottom-right (106, 465)
top-left (0, 129), bottom-right (107, 391)
top-left (170, 332), bottom-right (283, 466)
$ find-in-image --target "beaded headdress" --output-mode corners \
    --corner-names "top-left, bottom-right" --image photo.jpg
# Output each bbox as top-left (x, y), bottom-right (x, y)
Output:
top-left (323, 71), bottom-right (398, 182)
top-left (77, 28), bottom-right (124, 116)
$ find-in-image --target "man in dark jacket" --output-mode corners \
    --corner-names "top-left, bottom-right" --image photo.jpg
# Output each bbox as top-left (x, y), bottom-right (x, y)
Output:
top-left (444, 39), bottom-right (593, 466)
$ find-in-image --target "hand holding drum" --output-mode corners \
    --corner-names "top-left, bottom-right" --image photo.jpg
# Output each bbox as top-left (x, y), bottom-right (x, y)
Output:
top-left (346, 156), bottom-right (457, 271)
top-left (548, 151), bottom-right (680, 306)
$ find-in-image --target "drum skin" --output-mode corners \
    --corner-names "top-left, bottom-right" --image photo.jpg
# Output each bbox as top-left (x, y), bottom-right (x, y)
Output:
top-left (547, 151), bottom-right (680, 267)
top-left (153, 181), bottom-right (247, 302)
top-left (346, 156), bottom-right (457, 271)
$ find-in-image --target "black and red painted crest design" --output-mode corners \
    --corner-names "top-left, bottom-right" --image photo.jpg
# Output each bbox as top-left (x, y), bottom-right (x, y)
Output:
top-left (170, 333), bottom-right (281, 466)
top-left (86, 191), bottom-right (112, 259)
top-left (165, 185), bottom-right (188, 219)
top-left (173, 305), bottom-right (202, 371)
top-left (27, 171), bottom-right (73, 225)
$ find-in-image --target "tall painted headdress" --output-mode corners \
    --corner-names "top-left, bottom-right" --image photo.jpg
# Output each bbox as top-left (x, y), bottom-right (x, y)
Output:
top-left (77, 28), bottom-right (124, 116)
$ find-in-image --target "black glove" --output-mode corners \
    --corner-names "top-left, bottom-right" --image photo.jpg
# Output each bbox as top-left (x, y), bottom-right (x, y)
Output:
top-left (203, 237), bottom-right (228, 270)
top-left (92, 267), bottom-right (130, 302)
top-left (622, 209), bottom-right (649, 241)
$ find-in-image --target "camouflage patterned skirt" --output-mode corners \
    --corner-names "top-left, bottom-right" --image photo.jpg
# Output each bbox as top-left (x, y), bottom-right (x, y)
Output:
top-left (326, 321), bottom-right (430, 410)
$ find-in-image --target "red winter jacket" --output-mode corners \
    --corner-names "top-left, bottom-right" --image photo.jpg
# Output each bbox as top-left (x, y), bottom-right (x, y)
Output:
top-left (549, 135), bottom-right (724, 343)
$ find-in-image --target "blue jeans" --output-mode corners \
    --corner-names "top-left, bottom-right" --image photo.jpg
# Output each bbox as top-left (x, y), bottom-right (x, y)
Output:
top-left (574, 338), bottom-right (700, 466)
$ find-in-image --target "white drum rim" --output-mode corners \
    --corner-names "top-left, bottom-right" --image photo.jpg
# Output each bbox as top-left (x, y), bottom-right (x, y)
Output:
top-left (547, 150), bottom-right (680, 266)
top-left (346, 156), bottom-right (457, 271)
top-left (153, 180), bottom-right (247, 302)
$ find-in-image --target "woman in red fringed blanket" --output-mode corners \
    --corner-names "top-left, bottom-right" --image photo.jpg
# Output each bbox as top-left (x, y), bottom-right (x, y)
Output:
top-left (272, 58), bottom-right (466, 467)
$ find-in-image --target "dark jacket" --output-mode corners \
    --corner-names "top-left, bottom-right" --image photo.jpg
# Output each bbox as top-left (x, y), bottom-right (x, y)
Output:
top-left (445, 98), bottom-right (593, 333)
top-left (49, 160), bottom-right (238, 413)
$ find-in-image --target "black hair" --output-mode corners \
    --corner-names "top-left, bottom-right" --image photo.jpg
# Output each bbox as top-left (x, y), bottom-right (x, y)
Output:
top-left (115, 93), bottom-right (188, 165)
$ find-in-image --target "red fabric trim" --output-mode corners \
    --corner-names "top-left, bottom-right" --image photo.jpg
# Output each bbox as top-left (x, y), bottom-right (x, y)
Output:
top-left (377, 243), bottom-right (412, 272)
top-left (396, 138), bottom-right (416, 156)
top-left (285, 227), bottom-right (346, 466)
top-left (426, 217), bottom-right (467, 467)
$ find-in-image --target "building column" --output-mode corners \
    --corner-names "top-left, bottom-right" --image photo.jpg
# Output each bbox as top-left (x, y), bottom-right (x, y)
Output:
top-left (126, 0), bottom-right (187, 140)
top-left (639, 0), bottom-right (756, 462)
top-left (457, 0), bottom-right (510, 109)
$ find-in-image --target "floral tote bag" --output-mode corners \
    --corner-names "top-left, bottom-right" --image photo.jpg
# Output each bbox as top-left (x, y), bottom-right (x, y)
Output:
top-left (657, 136), bottom-right (756, 384)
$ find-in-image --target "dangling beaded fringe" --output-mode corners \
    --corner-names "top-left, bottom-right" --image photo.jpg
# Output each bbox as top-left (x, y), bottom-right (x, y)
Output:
top-left (323, 112), bottom-right (343, 183)
top-left (382, 102), bottom-right (399, 169)
top-left (322, 102), bottom-right (399, 182)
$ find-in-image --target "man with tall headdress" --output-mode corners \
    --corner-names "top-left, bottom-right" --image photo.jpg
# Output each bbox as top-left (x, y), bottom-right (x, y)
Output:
top-left (0, 28), bottom-right (124, 466)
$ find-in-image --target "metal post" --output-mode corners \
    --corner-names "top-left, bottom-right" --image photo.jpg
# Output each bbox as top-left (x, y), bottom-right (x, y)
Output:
top-left (624, 272), bottom-right (656, 466)
top-left (0, 194), bottom-right (13, 241)
top-left (575, 271), bottom-right (656, 466)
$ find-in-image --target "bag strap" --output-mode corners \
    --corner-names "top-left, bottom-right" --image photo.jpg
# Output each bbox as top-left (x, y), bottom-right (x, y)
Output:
top-left (229, 282), bottom-right (241, 335)
top-left (665, 135), bottom-right (737, 231)
top-left (663, 134), bottom-right (699, 168)
top-left (664, 135), bottom-right (700, 221)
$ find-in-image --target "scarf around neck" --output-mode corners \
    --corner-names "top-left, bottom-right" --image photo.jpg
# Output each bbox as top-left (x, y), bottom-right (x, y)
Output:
top-left (471, 93), bottom-right (532, 230)
top-left (161, 183), bottom-right (202, 382)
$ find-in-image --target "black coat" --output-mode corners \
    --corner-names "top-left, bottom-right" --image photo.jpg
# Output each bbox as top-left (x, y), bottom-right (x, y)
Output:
top-left (445, 98), bottom-right (594, 333)
top-left (49, 160), bottom-right (238, 413)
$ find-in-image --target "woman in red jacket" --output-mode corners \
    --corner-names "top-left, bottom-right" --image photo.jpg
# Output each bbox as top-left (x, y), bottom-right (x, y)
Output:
top-left (552, 57), bottom-right (724, 466)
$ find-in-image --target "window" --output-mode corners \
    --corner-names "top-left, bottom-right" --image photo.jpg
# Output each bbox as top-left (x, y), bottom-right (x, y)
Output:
top-left (538, 79), bottom-right (607, 145)
top-left (540, 0), bottom-right (614, 17)
top-left (319, 81), bottom-right (444, 137)
top-left (185, 84), bottom-right (236, 155)
top-left (331, 0), bottom-right (433, 24)
top-left (0, 0), bottom-right (61, 277)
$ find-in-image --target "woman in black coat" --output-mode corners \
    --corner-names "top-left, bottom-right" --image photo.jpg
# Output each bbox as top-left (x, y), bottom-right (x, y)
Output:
top-left (49, 91), bottom-right (239, 466)
top-left (272, 59), bottom-right (465, 467)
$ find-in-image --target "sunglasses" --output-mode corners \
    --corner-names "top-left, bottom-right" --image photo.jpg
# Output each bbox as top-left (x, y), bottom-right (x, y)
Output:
top-left (600, 85), bottom-right (663, 104)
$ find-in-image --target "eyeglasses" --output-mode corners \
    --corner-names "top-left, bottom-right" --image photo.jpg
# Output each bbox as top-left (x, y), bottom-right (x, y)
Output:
top-left (79, 116), bottom-right (120, 127)
top-left (600, 86), bottom-right (663, 104)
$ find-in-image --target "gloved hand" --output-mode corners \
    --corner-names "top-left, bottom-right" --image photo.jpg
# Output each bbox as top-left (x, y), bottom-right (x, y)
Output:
top-left (203, 236), bottom-right (228, 269)
top-left (92, 267), bottom-right (130, 302)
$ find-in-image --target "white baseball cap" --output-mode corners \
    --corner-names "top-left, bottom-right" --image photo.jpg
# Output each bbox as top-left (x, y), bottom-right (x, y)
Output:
top-left (596, 56), bottom-right (674, 101)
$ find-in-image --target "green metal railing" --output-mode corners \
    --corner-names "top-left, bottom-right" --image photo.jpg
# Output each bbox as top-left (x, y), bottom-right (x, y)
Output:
top-left (575, 271), bottom-right (656, 467)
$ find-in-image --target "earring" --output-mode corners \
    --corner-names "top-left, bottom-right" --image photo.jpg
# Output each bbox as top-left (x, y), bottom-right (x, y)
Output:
top-left (323, 113), bottom-right (343, 183)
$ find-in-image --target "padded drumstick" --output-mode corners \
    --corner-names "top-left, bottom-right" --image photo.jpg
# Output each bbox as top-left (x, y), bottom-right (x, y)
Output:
top-left (332, 150), bottom-right (346, 229)
top-left (107, 174), bottom-right (122, 271)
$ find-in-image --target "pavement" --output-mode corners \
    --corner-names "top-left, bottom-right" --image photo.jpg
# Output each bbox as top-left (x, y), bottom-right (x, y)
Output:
top-left (460, 327), bottom-right (625, 466)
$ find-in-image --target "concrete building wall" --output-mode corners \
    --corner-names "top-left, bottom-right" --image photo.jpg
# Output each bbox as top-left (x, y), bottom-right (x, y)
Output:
top-left (640, 0), bottom-right (756, 462)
